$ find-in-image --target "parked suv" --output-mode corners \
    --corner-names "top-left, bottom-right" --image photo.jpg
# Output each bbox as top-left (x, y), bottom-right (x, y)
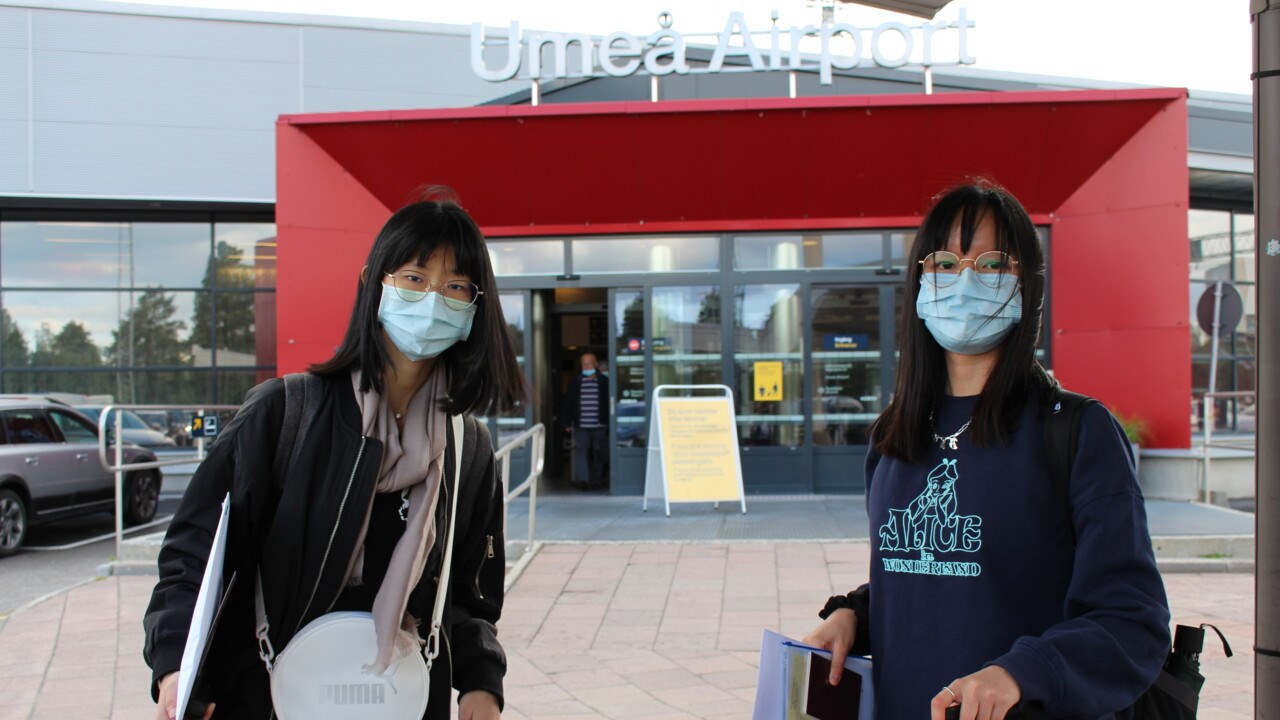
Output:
top-left (0, 398), bottom-right (162, 558)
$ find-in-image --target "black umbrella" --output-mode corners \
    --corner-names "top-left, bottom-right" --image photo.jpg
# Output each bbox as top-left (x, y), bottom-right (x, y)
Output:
top-left (1131, 623), bottom-right (1233, 719)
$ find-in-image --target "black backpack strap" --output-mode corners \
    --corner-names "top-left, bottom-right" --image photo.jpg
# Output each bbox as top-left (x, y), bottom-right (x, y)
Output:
top-left (272, 373), bottom-right (323, 485)
top-left (1042, 388), bottom-right (1098, 547)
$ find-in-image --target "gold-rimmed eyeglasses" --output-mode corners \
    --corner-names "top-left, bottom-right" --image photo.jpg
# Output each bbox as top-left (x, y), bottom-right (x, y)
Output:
top-left (384, 272), bottom-right (482, 309)
top-left (918, 251), bottom-right (1020, 289)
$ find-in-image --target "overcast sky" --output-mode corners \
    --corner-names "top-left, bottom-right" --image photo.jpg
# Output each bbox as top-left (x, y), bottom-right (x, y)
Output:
top-left (103, 0), bottom-right (1253, 95)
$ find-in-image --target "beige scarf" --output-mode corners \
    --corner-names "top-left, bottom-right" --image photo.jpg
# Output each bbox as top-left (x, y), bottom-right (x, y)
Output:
top-left (347, 368), bottom-right (448, 675)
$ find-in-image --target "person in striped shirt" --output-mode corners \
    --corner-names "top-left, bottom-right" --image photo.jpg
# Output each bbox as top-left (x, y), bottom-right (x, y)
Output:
top-left (562, 352), bottom-right (610, 490)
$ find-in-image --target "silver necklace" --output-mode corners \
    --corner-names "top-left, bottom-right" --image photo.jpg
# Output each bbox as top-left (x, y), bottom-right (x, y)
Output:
top-left (932, 417), bottom-right (973, 450)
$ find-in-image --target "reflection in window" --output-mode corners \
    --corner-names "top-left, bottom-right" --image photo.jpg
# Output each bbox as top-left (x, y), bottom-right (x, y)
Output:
top-left (574, 236), bottom-right (718, 274)
top-left (0, 217), bottom-right (275, 403)
top-left (733, 285), bottom-right (803, 447)
top-left (652, 286), bottom-right (721, 388)
top-left (498, 292), bottom-right (527, 426)
top-left (214, 224), bottom-right (277, 288)
top-left (735, 234), bottom-right (882, 270)
top-left (811, 286), bottom-right (882, 446)
top-left (1189, 209), bottom-right (1233, 355)
top-left (0, 222), bottom-right (211, 289)
top-left (488, 240), bottom-right (564, 276)
top-left (614, 290), bottom-right (646, 448)
top-left (1188, 208), bottom-right (1255, 433)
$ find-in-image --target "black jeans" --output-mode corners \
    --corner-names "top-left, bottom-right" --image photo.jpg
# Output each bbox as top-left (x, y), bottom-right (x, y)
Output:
top-left (572, 426), bottom-right (608, 488)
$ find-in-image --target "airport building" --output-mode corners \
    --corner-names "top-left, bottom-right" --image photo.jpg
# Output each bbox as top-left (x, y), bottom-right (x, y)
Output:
top-left (0, 1), bottom-right (1255, 493)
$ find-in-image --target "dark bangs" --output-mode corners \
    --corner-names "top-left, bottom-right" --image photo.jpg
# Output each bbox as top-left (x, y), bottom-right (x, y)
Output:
top-left (873, 179), bottom-right (1055, 463)
top-left (310, 193), bottom-right (525, 416)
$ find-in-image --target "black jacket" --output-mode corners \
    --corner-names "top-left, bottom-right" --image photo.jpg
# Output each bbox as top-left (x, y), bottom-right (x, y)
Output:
top-left (143, 374), bottom-right (506, 719)
top-left (561, 372), bottom-right (609, 428)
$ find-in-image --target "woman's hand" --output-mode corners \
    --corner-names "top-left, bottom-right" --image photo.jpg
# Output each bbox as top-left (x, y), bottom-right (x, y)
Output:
top-left (801, 608), bottom-right (857, 686)
top-left (154, 672), bottom-right (215, 720)
top-left (459, 689), bottom-right (501, 720)
top-left (930, 665), bottom-right (1021, 720)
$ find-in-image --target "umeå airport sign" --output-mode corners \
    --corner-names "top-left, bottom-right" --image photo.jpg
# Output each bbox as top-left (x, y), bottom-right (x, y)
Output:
top-left (471, 9), bottom-right (976, 86)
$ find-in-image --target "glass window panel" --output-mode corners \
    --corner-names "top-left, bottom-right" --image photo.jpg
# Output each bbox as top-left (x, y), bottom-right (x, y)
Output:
top-left (735, 234), bottom-right (881, 270)
top-left (733, 284), bottom-right (804, 447)
top-left (49, 408), bottom-right (98, 443)
top-left (214, 223), bottom-right (277, 288)
top-left (497, 292), bottom-right (527, 426)
top-left (500, 292), bottom-right (526, 357)
top-left (1233, 281), bottom-right (1256, 356)
top-left (1191, 359), bottom-right (1235, 432)
top-left (0, 369), bottom-right (211, 405)
top-left (0, 222), bottom-right (210, 289)
top-left (614, 290), bottom-right (646, 448)
top-left (217, 369), bottom-right (265, 405)
top-left (811, 285), bottom-right (883, 446)
top-left (2, 410), bottom-right (58, 444)
top-left (488, 240), bottom-right (564, 276)
top-left (890, 231), bottom-right (913, 268)
top-left (652, 286), bottom-right (721, 388)
top-left (118, 370), bottom-right (214, 405)
top-left (574, 236), bottom-right (718, 274)
top-left (1232, 213), bottom-right (1256, 283)
top-left (131, 224), bottom-right (211, 288)
top-left (201, 291), bottom-right (275, 367)
top-left (3, 290), bottom-right (208, 369)
top-left (0, 220), bottom-right (118, 286)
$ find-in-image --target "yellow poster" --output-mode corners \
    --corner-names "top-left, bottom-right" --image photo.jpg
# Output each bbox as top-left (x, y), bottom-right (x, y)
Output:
top-left (657, 398), bottom-right (742, 503)
top-left (754, 361), bottom-right (783, 402)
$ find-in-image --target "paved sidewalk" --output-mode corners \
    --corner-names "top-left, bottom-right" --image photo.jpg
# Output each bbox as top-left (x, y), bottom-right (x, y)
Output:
top-left (0, 541), bottom-right (1254, 719)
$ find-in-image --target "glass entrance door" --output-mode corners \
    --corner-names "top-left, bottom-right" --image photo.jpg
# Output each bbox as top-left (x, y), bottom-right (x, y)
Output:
top-left (609, 288), bottom-right (647, 493)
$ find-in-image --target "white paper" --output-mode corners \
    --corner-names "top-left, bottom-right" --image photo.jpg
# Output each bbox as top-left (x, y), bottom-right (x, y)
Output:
top-left (175, 493), bottom-right (230, 719)
top-left (752, 628), bottom-right (874, 720)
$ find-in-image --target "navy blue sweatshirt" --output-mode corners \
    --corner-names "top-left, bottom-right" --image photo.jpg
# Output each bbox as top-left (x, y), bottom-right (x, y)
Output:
top-left (864, 393), bottom-right (1170, 719)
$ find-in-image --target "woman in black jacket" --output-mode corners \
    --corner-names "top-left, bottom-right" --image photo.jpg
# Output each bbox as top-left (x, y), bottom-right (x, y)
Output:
top-left (144, 190), bottom-right (524, 719)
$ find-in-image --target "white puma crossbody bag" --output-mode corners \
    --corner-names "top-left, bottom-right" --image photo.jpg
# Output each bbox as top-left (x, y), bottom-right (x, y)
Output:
top-left (254, 414), bottom-right (466, 719)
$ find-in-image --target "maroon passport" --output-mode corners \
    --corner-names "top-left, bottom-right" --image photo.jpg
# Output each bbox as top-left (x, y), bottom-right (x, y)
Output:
top-left (805, 653), bottom-right (861, 720)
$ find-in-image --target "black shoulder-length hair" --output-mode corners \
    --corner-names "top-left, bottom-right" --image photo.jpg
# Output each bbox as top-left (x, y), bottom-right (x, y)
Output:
top-left (871, 179), bottom-right (1057, 463)
top-left (309, 187), bottom-right (525, 416)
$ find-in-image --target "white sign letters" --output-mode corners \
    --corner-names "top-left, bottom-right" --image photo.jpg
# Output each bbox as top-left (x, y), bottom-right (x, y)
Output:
top-left (471, 9), bottom-right (975, 86)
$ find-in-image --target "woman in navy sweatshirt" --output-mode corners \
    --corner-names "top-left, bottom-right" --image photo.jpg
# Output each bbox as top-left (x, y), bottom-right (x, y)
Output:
top-left (803, 181), bottom-right (1170, 720)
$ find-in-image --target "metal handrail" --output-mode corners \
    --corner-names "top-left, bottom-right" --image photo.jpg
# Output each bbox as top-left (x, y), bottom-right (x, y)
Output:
top-left (1201, 390), bottom-right (1257, 503)
top-left (494, 423), bottom-right (546, 561)
top-left (94, 403), bottom-right (240, 560)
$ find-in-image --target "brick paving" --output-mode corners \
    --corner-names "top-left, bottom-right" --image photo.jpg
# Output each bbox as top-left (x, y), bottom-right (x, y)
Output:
top-left (0, 542), bottom-right (1255, 719)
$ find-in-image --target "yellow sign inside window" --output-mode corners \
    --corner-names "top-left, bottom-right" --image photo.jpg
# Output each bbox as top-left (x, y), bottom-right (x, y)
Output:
top-left (754, 361), bottom-right (783, 402)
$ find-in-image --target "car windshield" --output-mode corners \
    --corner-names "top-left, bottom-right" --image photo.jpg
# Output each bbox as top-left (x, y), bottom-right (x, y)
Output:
top-left (77, 407), bottom-right (150, 430)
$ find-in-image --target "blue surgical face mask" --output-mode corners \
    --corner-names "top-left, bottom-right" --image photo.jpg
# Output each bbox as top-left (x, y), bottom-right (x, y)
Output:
top-left (378, 283), bottom-right (476, 361)
top-left (582, 369), bottom-right (597, 377)
top-left (915, 269), bottom-right (1022, 355)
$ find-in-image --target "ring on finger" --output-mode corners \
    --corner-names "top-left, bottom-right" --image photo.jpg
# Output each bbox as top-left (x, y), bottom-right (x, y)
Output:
top-left (942, 685), bottom-right (957, 700)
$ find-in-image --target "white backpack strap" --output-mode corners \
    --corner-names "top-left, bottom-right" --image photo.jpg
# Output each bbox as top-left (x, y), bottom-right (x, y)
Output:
top-left (424, 415), bottom-right (465, 670)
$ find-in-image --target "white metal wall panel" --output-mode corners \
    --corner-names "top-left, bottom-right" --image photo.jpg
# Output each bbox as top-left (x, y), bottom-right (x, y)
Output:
top-left (0, 8), bottom-right (28, 189)
top-left (302, 27), bottom-right (521, 112)
top-left (25, 8), bottom-right (298, 199)
top-left (33, 8), bottom-right (297, 63)
top-left (0, 6), bottom-right (523, 202)
top-left (34, 122), bottom-right (275, 199)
